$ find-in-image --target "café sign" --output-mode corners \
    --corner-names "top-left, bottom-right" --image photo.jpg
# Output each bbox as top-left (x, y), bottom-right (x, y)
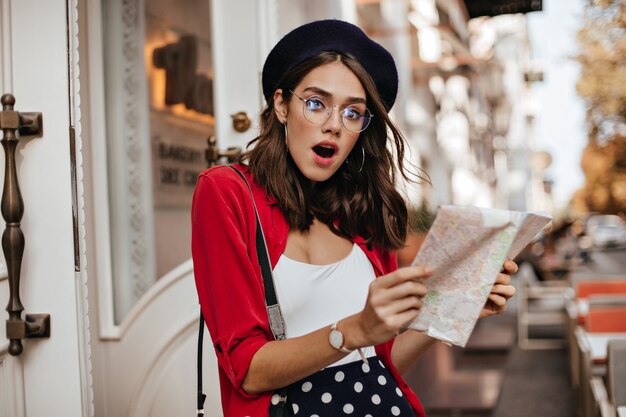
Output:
top-left (153, 34), bottom-right (213, 115)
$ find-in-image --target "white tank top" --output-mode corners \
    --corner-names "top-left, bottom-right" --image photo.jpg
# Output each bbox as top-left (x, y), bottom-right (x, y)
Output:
top-left (273, 243), bottom-right (377, 366)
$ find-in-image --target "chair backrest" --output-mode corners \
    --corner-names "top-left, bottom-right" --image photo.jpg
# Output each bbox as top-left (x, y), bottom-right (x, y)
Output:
top-left (607, 339), bottom-right (626, 406)
top-left (576, 280), bottom-right (626, 299)
top-left (588, 294), bottom-right (626, 309)
top-left (586, 306), bottom-right (626, 333)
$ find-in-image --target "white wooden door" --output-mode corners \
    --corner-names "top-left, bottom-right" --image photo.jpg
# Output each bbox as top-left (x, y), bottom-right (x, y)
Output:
top-left (81, 1), bottom-right (277, 416)
top-left (0, 0), bottom-right (92, 416)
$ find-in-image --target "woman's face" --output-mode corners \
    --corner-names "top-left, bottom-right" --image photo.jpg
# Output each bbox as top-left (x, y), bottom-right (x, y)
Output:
top-left (274, 61), bottom-right (365, 182)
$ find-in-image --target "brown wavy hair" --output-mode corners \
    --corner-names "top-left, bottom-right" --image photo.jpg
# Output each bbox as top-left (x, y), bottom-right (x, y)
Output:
top-left (241, 52), bottom-right (423, 250)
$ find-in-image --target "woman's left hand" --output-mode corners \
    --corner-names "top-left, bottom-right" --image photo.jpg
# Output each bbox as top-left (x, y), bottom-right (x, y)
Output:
top-left (480, 259), bottom-right (518, 318)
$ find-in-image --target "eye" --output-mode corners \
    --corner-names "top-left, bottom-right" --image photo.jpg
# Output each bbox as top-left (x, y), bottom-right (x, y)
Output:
top-left (342, 106), bottom-right (364, 120)
top-left (304, 97), bottom-right (326, 111)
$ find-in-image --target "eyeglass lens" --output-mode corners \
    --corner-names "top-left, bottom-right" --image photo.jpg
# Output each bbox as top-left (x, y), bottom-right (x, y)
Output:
top-left (294, 93), bottom-right (372, 133)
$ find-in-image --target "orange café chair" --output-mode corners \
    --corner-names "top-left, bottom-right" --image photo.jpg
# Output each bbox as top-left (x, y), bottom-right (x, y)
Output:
top-left (576, 280), bottom-right (626, 299)
top-left (586, 306), bottom-right (626, 333)
top-left (575, 280), bottom-right (626, 325)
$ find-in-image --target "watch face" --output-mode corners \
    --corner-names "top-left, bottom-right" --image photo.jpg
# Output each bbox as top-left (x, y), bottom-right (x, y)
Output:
top-left (329, 329), bottom-right (344, 349)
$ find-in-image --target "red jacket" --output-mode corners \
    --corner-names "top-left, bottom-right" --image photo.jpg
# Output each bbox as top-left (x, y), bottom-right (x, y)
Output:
top-left (191, 164), bottom-right (425, 417)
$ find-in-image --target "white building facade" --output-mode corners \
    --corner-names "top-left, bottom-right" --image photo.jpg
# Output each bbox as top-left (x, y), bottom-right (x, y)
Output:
top-left (0, 1), bottom-right (543, 416)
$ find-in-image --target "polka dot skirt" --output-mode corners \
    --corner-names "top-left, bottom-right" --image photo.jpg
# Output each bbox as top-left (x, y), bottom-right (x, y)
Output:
top-left (269, 356), bottom-right (415, 416)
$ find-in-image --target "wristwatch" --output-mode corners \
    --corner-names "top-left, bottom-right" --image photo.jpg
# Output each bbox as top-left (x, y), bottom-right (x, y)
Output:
top-left (329, 321), bottom-right (352, 353)
top-left (329, 321), bottom-right (369, 364)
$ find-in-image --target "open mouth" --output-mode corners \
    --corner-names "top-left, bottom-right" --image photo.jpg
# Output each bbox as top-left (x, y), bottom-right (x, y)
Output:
top-left (312, 144), bottom-right (336, 159)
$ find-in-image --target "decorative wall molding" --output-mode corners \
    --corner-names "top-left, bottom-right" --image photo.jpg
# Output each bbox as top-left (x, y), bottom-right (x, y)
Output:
top-left (120, 0), bottom-right (154, 301)
top-left (101, 0), bottom-right (156, 323)
top-left (67, 0), bottom-right (94, 415)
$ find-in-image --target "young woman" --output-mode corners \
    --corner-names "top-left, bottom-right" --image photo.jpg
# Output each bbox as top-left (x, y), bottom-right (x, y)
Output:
top-left (191, 19), bottom-right (517, 417)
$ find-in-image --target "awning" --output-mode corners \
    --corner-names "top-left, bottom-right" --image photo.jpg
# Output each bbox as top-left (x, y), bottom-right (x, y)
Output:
top-left (464, 0), bottom-right (542, 18)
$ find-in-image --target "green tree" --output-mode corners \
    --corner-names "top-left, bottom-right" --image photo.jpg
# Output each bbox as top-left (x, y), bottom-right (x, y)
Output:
top-left (574, 0), bottom-right (626, 215)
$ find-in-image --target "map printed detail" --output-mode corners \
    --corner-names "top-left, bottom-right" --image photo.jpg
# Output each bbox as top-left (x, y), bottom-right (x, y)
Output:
top-left (408, 205), bottom-right (552, 347)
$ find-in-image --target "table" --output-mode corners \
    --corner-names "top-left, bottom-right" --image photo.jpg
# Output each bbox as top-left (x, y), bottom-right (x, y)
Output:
top-left (582, 332), bottom-right (626, 363)
top-left (617, 406), bottom-right (626, 417)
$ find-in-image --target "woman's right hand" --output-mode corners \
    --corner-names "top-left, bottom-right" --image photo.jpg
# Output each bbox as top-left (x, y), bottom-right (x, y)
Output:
top-left (242, 265), bottom-right (430, 394)
top-left (345, 266), bottom-right (431, 349)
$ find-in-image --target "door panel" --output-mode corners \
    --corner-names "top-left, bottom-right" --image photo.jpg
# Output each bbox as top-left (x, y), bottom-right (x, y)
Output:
top-left (0, 0), bottom-right (91, 415)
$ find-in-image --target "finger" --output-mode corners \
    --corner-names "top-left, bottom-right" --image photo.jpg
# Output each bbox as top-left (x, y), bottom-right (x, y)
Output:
top-left (384, 280), bottom-right (428, 301)
top-left (494, 273), bottom-right (512, 285)
top-left (488, 293), bottom-right (507, 307)
top-left (395, 309), bottom-right (422, 330)
top-left (386, 295), bottom-right (424, 315)
top-left (491, 284), bottom-right (516, 298)
top-left (369, 282), bottom-right (425, 313)
top-left (366, 298), bottom-right (421, 333)
top-left (484, 302), bottom-right (507, 315)
top-left (501, 260), bottom-right (518, 274)
top-left (377, 266), bottom-right (432, 288)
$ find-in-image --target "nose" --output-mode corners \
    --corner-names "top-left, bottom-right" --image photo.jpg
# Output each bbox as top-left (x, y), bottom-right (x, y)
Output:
top-left (322, 105), bottom-right (342, 135)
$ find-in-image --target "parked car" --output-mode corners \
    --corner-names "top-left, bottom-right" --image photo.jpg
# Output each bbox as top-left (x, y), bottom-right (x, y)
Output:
top-left (585, 215), bottom-right (626, 249)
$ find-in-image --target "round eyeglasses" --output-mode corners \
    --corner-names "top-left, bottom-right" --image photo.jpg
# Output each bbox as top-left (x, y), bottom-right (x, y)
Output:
top-left (290, 90), bottom-right (373, 133)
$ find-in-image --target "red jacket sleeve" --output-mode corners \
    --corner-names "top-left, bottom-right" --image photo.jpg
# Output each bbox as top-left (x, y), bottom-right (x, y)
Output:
top-left (191, 166), bottom-right (271, 397)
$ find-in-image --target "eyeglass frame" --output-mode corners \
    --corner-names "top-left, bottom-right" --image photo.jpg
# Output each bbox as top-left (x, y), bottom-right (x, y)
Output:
top-left (288, 90), bottom-right (373, 133)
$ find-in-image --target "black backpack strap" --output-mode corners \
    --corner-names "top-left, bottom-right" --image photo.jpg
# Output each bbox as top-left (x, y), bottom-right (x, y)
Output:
top-left (197, 313), bottom-right (207, 415)
top-left (229, 166), bottom-right (286, 341)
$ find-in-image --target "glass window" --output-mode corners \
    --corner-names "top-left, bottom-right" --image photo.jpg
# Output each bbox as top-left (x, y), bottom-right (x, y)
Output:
top-left (146, 0), bottom-right (214, 278)
top-left (102, 0), bottom-right (213, 323)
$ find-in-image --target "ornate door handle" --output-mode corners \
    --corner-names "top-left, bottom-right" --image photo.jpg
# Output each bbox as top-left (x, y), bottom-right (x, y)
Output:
top-left (206, 136), bottom-right (242, 167)
top-left (0, 93), bottom-right (50, 356)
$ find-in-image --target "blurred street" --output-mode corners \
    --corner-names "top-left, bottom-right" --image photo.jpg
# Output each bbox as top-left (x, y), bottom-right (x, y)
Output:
top-left (579, 247), bottom-right (626, 276)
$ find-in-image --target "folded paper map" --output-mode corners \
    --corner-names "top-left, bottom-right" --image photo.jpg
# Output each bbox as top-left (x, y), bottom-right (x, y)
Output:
top-left (408, 205), bottom-right (552, 347)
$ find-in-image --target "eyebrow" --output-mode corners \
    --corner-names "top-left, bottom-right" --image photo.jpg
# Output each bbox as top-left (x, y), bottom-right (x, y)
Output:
top-left (301, 86), bottom-right (367, 105)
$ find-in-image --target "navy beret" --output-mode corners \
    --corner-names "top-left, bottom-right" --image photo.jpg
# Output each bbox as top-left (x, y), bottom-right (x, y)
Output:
top-left (262, 19), bottom-right (398, 111)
